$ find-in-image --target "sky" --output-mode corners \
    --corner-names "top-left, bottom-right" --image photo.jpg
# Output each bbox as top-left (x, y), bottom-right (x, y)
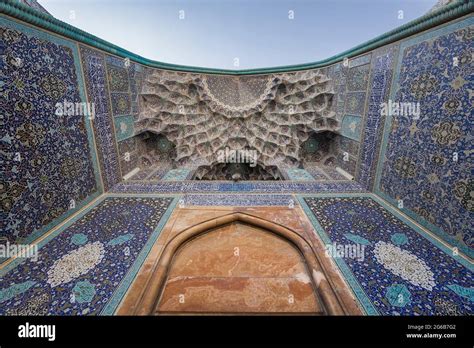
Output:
top-left (38, 0), bottom-right (438, 70)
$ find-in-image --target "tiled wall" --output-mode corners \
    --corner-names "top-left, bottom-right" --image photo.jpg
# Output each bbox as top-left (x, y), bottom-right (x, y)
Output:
top-left (373, 17), bottom-right (473, 257)
top-left (327, 54), bottom-right (372, 176)
top-left (356, 44), bottom-right (399, 190)
top-left (1, 15), bottom-right (147, 245)
top-left (325, 16), bottom-right (473, 257)
top-left (104, 56), bottom-right (145, 177)
top-left (299, 193), bottom-right (473, 315)
top-left (117, 137), bottom-right (139, 175)
top-left (79, 45), bottom-right (121, 191)
top-left (1, 17), bottom-right (102, 244)
top-left (1, 13), bottom-right (154, 248)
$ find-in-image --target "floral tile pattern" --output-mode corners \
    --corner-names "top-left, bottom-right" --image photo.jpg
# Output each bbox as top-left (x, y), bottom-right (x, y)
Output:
top-left (302, 165), bottom-right (331, 180)
top-left (285, 168), bottom-right (315, 181)
top-left (298, 194), bottom-right (473, 315)
top-left (146, 168), bottom-right (170, 181)
top-left (347, 64), bottom-right (370, 91)
top-left (341, 115), bottom-right (363, 141)
top-left (0, 17), bottom-right (101, 245)
top-left (128, 63), bottom-right (144, 117)
top-left (79, 45), bottom-right (121, 191)
top-left (110, 92), bottom-right (131, 117)
top-left (114, 115), bottom-right (135, 141)
top-left (106, 65), bottom-right (129, 93)
top-left (105, 55), bottom-right (144, 119)
top-left (106, 55), bottom-right (131, 117)
top-left (344, 92), bottom-right (367, 117)
top-left (117, 137), bottom-right (139, 176)
top-left (162, 168), bottom-right (193, 181)
top-left (333, 54), bottom-right (371, 176)
top-left (182, 194), bottom-right (294, 206)
top-left (0, 196), bottom-right (176, 315)
top-left (327, 62), bottom-right (348, 121)
top-left (375, 17), bottom-right (473, 257)
top-left (111, 181), bottom-right (365, 194)
top-left (356, 44), bottom-right (398, 190)
top-left (349, 53), bottom-right (371, 68)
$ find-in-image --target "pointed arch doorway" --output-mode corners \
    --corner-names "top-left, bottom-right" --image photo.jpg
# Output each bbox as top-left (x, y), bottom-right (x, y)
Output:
top-left (158, 220), bottom-right (322, 314)
top-left (128, 212), bottom-right (351, 315)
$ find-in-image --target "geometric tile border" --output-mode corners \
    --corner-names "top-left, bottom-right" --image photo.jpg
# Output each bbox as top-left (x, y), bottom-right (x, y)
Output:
top-left (182, 194), bottom-right (295, 206)
top-left (79, 45), bottom-right (121, 191)
top-left (356, 44), bottom-right (398, 190)
top-left (111, 181), bottom-right (365, 194)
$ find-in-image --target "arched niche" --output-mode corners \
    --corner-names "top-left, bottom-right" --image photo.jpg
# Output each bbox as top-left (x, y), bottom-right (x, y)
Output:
top-left (130, 212), bottom-right (348, 315)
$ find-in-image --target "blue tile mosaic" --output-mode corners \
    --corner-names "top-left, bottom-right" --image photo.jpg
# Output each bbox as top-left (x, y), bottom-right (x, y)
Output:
top-left (285, 168), bottom-right (315, 181)
top-left (106, 63), bottom-right (129, 93)
top-left (302, 165), bottom-right (331, 180)
top-left (327, 62), bottom-right (348, 120)
top-left (349, 53), bottom-right (372, 68)
top-left (117, 136), bottom-right (139, 175)
top-left (105, 55), bottom-right (143, 118)
top-left (79, 45), bottom-right (121, 190)
top-left (375, 17), bottom-right (474, 257)
top-left (298, 194), bottom-right (473, 315)
top-left (1, 16), bottom-right (101, 245)
top-left (347, 64), bottom-right (370, 91)
top-left (162, 168), bottom-right (192, 181)
top-left (0, 195), bottom-right (176, 315)
top-left (110, 181), bottom-right (365, 194)
top-left (128, 63), bottom-right (144, 117)
top-left (114, 115), bottom-right (135, 141)
top-left (182, 194), bottom-right (295, 206)
top-left (341, 115), bottom-right (363, 141)
top-left (110, 93), bottom-right (131, 117)
top-left (320, 166), bottom-right (348, 180)
top-left (344, 91), bottom-right (367, 116)
top-left (357, 45), bottom-right (398, 190)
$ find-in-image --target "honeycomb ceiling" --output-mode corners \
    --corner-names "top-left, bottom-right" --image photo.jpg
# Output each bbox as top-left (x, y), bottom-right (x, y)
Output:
top-left (136, 68), bottom-right (340, 172)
